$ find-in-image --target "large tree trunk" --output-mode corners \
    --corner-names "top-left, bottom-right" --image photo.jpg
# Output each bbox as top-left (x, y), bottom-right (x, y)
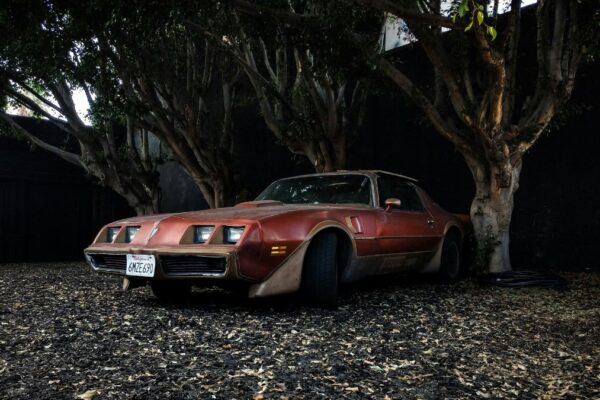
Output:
top-left (302, 136), bottom-right (348, 173)
top-left (132, 202), bottom-right (158, 216)
top-left (83, 151), bottom-right (160, 216)
top-left (466, 156), bottom-right (522, 273)
top-left (190, 172), bottom-right (238, 209)
top-left (111, 182), bottom-right (160, 216)
top-left (211, 178), bottom-right (233, 209)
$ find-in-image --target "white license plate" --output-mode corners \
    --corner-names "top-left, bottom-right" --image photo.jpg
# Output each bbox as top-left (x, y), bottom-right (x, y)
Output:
top-left (126, 254), bottom-right (155, 278)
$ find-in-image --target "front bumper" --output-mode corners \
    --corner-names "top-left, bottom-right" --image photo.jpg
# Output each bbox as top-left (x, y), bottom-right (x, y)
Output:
top-left (84, 245), bottom-right (244, 281)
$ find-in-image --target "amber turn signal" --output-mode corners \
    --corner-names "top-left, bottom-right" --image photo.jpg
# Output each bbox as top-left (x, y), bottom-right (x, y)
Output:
top-left (270, 245), bottom-right (287, 256)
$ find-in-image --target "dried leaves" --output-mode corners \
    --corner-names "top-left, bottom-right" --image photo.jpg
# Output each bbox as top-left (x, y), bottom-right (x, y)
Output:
top-left (76, 389), bottom-right (100, 400)
top-left (0, 263), bottom-right (598, 399)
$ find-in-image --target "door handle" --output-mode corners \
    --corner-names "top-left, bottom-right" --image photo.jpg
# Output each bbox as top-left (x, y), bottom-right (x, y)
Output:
top-left (427, 219), bottom-right (435, 226)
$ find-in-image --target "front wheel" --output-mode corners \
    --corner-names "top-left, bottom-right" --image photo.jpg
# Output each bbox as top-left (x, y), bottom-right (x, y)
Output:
top-left (150, 281), bottom-right (192, 302)
top-left (301, 232), bottom-right (339, 309)
top-left (438, 233), bottom-right (463, 283)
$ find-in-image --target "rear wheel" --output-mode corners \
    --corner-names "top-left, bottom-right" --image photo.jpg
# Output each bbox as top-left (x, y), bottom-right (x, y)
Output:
top-left (438, 232), bottom-right (463, 283)
top-left (301, 232), bottom-right (339, 309)
top-left (150, 281), bottom-right (192, 302)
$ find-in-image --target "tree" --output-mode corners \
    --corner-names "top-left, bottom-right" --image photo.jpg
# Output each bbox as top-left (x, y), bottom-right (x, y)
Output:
top-left (235, 0), bottom-right (598, 272)
top-left (200, 1), bottom-right (378, 172)
top-left (358, 0), bottom-right (597, 272)
top-left (2, 0), bottom-right (248, 207)
top-left (76, 2), bottom-right (247, 208)
top-left (69, 1), bottom-right (245, 208)
top-left (0, 1), bottom-right (162, 215)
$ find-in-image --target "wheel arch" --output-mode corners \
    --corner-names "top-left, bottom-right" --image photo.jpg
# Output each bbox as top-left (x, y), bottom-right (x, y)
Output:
top-left (420, 222), bottom-right (464, 273)
top-left (247, 220), bottom-right (356, 298)
top-left (444, 224), bottom-right (463, 247)
top-left (304, 224), bottom-right (355, 280)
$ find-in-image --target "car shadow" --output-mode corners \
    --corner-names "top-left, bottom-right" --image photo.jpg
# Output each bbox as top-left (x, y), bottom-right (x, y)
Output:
top-left (137, 273), bottom-right (458, 312)
top-left (142, 286), bottom-right (305, 312)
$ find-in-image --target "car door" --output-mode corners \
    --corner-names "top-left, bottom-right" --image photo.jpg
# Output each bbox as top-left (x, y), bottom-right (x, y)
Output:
top-left (375, 175), bottom-right (441, 271)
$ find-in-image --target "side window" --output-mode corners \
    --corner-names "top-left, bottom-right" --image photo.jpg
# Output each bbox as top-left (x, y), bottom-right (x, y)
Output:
top-left (378, 176), bottom-right (425, 212)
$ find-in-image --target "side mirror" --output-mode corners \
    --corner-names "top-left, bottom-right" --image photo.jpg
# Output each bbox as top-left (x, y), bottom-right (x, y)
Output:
top-left (384, 198), bottom-right (401, 212)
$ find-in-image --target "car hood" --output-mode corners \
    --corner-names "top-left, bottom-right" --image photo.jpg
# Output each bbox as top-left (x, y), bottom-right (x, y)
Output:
top-left (114, 202), bottom-right (372, 225)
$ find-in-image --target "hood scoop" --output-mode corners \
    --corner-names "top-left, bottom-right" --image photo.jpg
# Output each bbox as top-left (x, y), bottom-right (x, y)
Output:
top-left (235, 200), bottom-right (283, 208)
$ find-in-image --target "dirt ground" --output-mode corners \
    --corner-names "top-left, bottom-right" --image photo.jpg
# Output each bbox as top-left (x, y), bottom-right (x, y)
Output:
top-left (0, 263), bottom-right (598, 399)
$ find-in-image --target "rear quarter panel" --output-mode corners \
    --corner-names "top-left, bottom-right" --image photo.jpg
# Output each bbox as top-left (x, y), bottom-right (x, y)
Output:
top-left (418, 188), bottom-right (470, 238)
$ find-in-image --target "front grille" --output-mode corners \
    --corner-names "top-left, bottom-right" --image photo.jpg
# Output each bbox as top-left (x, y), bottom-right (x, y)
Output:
top-left (161, 255), bottom-right (226, 276)
top-left (89, 254), bottom-right (126, 272)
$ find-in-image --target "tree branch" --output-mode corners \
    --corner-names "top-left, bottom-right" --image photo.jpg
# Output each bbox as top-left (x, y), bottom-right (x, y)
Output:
top-left (374, 53), bottom-right (474, 154)
top-left (501, 0), bottom-right (521, 128)
top-left (406, 22), bottom-right (474, 128)
top-left (353, 0), bottom-right (464, 30)
top-left (8, 78), bottom-right (63, 114)
top-left (0, 111), bottom-right (82, 166)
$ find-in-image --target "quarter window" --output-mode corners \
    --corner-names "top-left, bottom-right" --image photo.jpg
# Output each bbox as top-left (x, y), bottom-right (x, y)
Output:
top-left (377, 176), bottom-right (425, 211)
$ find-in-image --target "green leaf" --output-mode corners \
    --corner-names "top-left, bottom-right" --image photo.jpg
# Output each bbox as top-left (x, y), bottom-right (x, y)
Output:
top-left (465, 21), bottom-right (473, 32)
top-left (477, 11), bottom-right (484, 25)
top-left (458, 0), bottom-right (469, 17)
top-left (487, 26), bottom-right (497, 40)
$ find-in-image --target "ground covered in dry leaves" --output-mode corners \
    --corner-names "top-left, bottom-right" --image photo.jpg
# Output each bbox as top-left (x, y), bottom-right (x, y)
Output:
top-left (0, 263), bottom-right (598, 399)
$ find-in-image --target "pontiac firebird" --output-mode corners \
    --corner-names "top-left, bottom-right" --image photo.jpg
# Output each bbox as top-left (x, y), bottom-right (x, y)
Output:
top-left (84, 170), bottom-right (470, 308)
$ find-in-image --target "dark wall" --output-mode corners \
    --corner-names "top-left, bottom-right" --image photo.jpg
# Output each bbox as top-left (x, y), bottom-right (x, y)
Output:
top-left (159, 161), bottom-right (206, 212)
top-left (511, 79), bottom-right (600, 270)
top-left (0, 117), bottom-right (133, 263)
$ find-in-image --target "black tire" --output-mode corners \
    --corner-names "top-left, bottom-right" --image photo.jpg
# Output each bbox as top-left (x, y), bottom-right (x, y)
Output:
top-left (150, 281), bottom-right (192, 302)
top-left (438, 232), bottom-right (463, 283)
top-left (301, 231), bottom-right (339, 309)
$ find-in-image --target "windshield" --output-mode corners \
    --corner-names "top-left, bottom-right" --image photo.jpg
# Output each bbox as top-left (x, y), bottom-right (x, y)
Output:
top-left (256, 174), bottom-right (372, 205)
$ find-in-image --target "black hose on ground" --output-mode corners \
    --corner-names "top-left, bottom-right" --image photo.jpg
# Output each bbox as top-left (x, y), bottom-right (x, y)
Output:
top-left (478, 270), bottom-right (568, 288)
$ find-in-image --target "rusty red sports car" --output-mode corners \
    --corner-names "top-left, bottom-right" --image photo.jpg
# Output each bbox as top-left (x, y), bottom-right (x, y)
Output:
top-left (84, 170), bottom-right (470, 308)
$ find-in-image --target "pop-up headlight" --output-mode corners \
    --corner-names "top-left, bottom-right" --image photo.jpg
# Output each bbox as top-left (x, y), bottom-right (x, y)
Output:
top-left (106, 227), bottom-right (120, 243)
top-left (125, 226), bottom-right (140, 243)
top-left (224, 226), bottom-right (245, 244)
top-left (193, 225), bottom-right (214, 243)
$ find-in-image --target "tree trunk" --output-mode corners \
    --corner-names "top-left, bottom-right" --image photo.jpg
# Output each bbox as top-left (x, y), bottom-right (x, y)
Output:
top-left (302, 137), bottom-right (348, 173)
top-left (212, 179), bottom-right (229, 209)
top-left (115, 186), bottom-right (160, 216)
top-left (133, 202), bottom-right (158, 216)
top-left (190, 173), bottom-right (237, 209)
top-left (466, 157), bottom-right (522, 273)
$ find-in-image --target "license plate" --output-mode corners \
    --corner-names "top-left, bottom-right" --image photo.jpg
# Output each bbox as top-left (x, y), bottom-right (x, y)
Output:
top-left (126, 254), bottom-right (155, 278)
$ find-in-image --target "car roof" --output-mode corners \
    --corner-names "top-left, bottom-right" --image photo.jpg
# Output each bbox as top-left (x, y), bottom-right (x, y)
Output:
top-left (362, 170), bottom-right (419, 182)
top-left (273, 170), bottom-right (419, 183)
